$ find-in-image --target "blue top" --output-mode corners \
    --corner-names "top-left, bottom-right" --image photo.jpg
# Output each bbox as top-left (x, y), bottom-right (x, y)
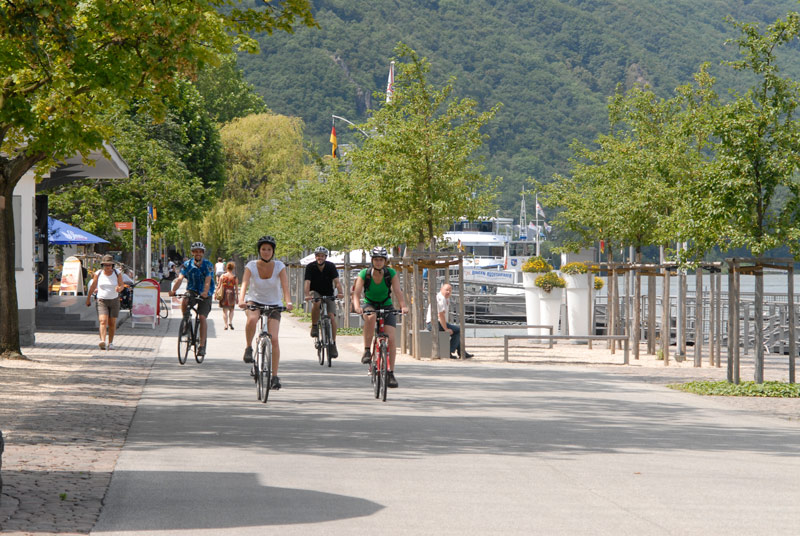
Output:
top-left (181, 258), bottom-right (215, 295)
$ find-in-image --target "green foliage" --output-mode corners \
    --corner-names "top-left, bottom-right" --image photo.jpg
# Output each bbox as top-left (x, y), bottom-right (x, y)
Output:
top-left (237, 0), bottom-right (800, 220)
top-left (195, 55), bottom-right (270, 125)
top-left (668, 381), bottom-right (800, 397)
top-left (534, 272), bottom-right (565, 292)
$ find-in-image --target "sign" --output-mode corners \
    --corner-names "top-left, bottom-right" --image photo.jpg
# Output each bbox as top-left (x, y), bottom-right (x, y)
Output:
top-left (463, 268), bottom-right (516, 285)
top-left (59, 256), bottom-right (84, 296)
top-left (131, 278), bottom-right (160, 329)
top-left (115, 222), bottom-right (134, 230)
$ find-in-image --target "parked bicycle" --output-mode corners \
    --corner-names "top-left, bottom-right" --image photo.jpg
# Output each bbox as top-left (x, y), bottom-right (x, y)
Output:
top-left (177, 292), bottom-right (209, 365)
top-left (364, 307), bottom-right (402, 402)
top-left (311, 296), bottom-right (338, 367)
top-left (247, 304), bottom-right (286, 403)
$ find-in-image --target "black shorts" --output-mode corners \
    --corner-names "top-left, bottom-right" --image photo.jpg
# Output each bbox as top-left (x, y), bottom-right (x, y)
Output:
top-left (186, 294), bottom-right (212, 317)
top-left (311, 291), bottom-right (336, 313)
top-left (247, 301), bottom-right (282, 321)
top-left (362, 303), bottom-right (397, 328)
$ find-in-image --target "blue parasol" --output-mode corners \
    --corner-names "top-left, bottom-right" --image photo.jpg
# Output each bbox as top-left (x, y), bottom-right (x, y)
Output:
top-left (48, 217), bottom-right (110, 245)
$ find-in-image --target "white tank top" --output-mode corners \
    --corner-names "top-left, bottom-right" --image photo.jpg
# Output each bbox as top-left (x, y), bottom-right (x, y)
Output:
top-left (245, 260), bottom-right (285, 305)
top-left (97, 269), bottom-right (119, 299)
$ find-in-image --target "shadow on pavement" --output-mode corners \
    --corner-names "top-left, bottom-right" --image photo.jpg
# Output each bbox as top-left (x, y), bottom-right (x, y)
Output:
top-left (95, 470), bottom-right (382, 531)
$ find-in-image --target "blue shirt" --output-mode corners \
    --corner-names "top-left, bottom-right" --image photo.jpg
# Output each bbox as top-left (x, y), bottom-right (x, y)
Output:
top-left (181, 258), bottom-right (215, 295)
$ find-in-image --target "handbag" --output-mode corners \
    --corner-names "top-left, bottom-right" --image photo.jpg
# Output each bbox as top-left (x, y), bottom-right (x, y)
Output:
top-left (214, 285), bottom-right (223, 301)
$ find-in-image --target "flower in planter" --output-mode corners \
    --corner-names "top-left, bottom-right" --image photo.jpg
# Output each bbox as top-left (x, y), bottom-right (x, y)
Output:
top-left (560, 261), bottom-right (589, 275)
top-left (522, 256), bottom-right (553, 273)
top-left (594, 277), bottom-right (605, 291)
top-left (534, 272), bottom-right (566, 293)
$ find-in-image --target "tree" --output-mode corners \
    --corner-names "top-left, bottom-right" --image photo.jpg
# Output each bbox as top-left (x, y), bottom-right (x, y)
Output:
top-left (0, 0), bottom-right (316, 358)
top-left (195, 55), bottom-right (270, 125)
top-left (685, 13), bottom-right (800, 258)
top-left (348, 44), bottom-right (501, 251)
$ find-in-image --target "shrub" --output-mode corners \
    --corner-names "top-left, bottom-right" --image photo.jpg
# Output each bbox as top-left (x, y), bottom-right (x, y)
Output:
top-left (560, 261), bottom-right (589, 275)
top-left (534, 272), bottom-right (566, 293)
top-left (522, 256), bottom-right (553, 273)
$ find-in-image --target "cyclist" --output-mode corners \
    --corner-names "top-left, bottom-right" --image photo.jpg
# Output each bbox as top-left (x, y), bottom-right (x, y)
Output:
top-left (304, 246), bottom-right (344, 357)
top-left (169, 242), bottom-right (214, 357)
top-left (352, 246), bottom-right (408, 388)
top-left (239, 235), bottom-right (293, 390)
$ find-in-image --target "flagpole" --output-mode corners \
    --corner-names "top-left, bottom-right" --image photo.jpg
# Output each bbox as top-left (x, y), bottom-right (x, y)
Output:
top-left (535, 192), bottom-right (540, 257)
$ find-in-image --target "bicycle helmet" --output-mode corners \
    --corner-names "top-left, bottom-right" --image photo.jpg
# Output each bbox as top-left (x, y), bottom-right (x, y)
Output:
top-left (256, 235), bottom-right (277, 251)
top-left (371, 246), bottom-right (389, 259)
top-left (190, 241), bottom-right (206, 252)
top-left (314, 246), bottom-right (329, 256)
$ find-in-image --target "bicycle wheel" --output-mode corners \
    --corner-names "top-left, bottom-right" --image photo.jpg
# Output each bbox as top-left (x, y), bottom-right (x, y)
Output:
top-left (372, 352), bottom-right (381, 399)
top-left (316, 327), bottom-right (325, 366)
top-left (379, 340), bottom-right (389, 402)
top-left (194, 317), bottom-right (204, 363)
top-left (177, 317), bottom-right (190, 365)
top-left (257, 336), bottom-right (272, 403)
top-left (159, 298), bottom-right (169, 318)
top-left (322, 321), bottom-right (333, 368)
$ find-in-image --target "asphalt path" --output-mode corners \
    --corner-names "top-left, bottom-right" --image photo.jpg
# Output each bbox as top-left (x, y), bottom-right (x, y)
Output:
top-left (93, 304), bottom-right (800, 535)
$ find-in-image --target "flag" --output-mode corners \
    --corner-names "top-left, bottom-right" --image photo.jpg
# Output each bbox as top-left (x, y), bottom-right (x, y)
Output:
top-left (600, 240), bottom-right (605, 254)
top-left (330, 125), bottom-right (337, 158)
top-left (536, 202), bottom-right (546, 218)
top-left (543, 222), bottom-right (551, 233)
top-left (386, 61), bottom-right (395, 103)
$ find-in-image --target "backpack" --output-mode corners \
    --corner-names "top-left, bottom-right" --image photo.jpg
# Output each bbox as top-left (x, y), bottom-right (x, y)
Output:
top-left (364, 268), bottom-right (392, 296)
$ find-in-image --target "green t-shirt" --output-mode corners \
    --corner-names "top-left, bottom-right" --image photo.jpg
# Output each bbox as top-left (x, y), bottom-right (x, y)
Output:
top-left (359, 267), bottom-right (396, 306)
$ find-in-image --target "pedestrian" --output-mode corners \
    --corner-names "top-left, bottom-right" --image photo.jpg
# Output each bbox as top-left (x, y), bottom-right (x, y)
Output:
top-left (215, 257), bottom-right (225, 287)
top-left (426, 283), bottom-right (472, 359)
top-left (85, 254), bottom-right (124, 350)
top-left (218, 261), bottom-right (239, 330)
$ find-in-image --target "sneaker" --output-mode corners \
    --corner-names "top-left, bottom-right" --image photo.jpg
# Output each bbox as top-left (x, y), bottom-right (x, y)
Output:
top-left (387, 371), bottom-right (399, 388)
top-left (107, 343), bottom-right (115, 351)
top-left (197, 345), bottom-right (205, 357)
top-left (330, 343), bottom-right (338, 359)
top-left (450, 353), bottom-right (459, 359)
top-left (463, 351), bottom-right (473, 359)
top-left (361, 349), bottom-right (372, 364)
top-left (310, 324), bottom-right (319, 338)
top-left (270, 376), bottom-right (282, 390)
top-left (98, 341), bottom-right (106, 350)
top-left (243, 346), bottom-right (253, 363)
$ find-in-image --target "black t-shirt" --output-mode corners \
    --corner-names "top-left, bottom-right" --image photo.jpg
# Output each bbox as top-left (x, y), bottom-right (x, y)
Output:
top-left (304, 260), bottom-right (339, 295)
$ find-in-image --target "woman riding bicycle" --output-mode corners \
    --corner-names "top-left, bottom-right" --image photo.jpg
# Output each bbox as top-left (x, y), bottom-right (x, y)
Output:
top-left (352, 247), bottom-right (408, 388)
top-left (239, 235), bottom-right (293, 390)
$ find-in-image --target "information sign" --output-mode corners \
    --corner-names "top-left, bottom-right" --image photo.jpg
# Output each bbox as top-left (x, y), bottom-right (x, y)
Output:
top-left (131, 278), bottom-right (160, 328)
top-left (59, 256), bottom-right (84, 295)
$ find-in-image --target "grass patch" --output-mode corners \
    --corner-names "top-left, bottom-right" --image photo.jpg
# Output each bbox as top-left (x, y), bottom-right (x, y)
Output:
top-left (337, 327), bottom-right (363, 336)
top-left (667, 380), bottom-right (800, 397)
top-left (289, 309), bottom-right (362, 335)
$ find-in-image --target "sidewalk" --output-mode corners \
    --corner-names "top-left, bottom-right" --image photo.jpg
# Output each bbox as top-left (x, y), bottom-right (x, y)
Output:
top-left (1, 302), bottom-right (799, 534)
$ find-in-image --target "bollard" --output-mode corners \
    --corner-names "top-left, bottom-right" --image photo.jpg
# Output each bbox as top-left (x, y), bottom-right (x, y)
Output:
top-left (0, 429), bottom-right (4, 501)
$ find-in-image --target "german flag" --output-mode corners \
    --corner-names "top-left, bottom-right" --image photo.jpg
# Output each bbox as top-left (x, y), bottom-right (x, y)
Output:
top-left (330, 125), bottom-right (338, 158)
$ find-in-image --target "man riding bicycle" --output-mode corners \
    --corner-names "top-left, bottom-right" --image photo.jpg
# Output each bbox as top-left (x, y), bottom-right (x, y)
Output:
top-left (169, 241), bottom-right (214, 357)
top-left (352, 247), bottom-right (408, 388)
top-left (304, 246), bottom-right (344, 358)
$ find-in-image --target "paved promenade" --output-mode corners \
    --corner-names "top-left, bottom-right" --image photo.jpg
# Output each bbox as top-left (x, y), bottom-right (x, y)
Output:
top-left (1, 302), bottom-right (800, 534)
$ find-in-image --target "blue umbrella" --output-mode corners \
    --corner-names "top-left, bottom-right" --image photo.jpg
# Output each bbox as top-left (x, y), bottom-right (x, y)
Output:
top-left (48, 217), bottom-right (110, 245)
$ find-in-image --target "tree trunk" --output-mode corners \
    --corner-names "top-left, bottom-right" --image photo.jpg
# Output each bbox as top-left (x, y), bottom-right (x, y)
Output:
top-left (0, 166), bottom-right (26, 357)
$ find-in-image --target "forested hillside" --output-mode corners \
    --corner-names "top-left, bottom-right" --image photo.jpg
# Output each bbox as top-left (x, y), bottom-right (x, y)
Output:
top-left (238, 0), bottom-right (800, 215)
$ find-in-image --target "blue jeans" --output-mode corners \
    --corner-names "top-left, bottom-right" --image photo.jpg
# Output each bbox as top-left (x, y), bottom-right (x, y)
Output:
top-left (427, 322), bottom-right (460, 355)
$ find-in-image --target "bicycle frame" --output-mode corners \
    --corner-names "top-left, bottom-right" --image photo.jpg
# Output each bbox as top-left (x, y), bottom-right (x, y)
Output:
top-left (312, 296), bottom-right (337, 367)
top-left (364, 307), bottom-right (399, 402)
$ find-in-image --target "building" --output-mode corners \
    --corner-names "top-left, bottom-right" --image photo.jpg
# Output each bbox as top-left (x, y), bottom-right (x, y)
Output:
top-left (13, 144), bottom-right (129, 345)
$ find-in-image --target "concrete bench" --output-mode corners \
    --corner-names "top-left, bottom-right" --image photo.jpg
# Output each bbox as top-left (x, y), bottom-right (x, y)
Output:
top-left (503, 334), bottom-right (631, 364)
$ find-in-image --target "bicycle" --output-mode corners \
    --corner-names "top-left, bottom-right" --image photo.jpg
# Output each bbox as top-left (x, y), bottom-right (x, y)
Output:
top-left (176, 292), bottom-right (209, 365)
top-left (247, 304), bottom-right (286, 403)
top-left (311, 296), bottom-right (338, 367)
top-left (363, 307), bottom-right (402, 402)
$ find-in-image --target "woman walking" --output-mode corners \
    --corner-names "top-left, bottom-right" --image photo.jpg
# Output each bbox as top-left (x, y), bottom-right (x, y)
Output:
top-left (218, 261), bottom-right (239, 330)
top-left (86, 255), bottom-right (124, 350)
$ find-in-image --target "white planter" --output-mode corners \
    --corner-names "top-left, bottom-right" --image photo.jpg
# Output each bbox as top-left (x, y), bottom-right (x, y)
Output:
top-left (563, 273), bottom-right (591, 340)
top-left (539, 288), bottom-right (563, 339)
top-left (522, 272), bottom-right (541, 336)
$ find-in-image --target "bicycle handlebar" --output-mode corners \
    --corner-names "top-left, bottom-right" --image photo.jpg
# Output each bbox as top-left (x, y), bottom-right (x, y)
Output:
top-left (309, 296), bottom-right (340, 302)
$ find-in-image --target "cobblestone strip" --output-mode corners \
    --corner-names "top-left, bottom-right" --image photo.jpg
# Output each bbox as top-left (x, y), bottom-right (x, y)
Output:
top-left (0, 320), bottom-right (173, 534)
